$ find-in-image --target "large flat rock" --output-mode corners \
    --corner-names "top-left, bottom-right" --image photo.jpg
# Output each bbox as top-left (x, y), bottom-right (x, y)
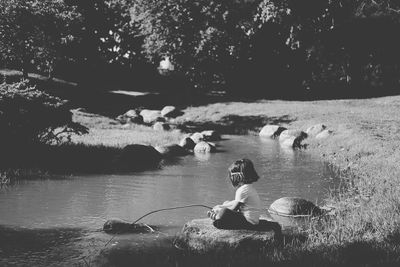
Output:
top-left (174, 218), bottom-right (281, 253)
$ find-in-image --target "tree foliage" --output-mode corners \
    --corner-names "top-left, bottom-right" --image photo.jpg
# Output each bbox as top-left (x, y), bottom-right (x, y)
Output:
top-left (0, 81), bottom-right (87, 146)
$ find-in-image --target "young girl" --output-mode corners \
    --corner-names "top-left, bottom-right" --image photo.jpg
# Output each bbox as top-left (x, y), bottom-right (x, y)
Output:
top-left (207, 158), bottom-right (261, 229)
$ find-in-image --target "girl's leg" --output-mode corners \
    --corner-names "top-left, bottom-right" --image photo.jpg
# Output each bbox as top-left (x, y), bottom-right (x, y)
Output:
top-left (212, 208), bottom-right (253, 229)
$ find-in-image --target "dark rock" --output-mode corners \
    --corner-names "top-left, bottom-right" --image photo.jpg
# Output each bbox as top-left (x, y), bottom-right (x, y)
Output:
top-left (268, 197), bottom-right (322, 216)
top-left (179, 137), bottom-right (196, 150)
top-left (201, 130), bottom-right (221, 141)
top-left (174, 218), bottom-right (281, 253)
top-left (279, 130), bottom-right (308, 149)
top-left (155, 144), bottom-right (189, 157)
top-left (306, 124), bottom-right (327, 137)
top-left (194, 141), bottom-right (216, 153)
top-left (259, 125), bottom-right (287, 138)
top-left (103, 219), bottom-right (155, 234)
top-left (116, 144), bottom-right (162, 171)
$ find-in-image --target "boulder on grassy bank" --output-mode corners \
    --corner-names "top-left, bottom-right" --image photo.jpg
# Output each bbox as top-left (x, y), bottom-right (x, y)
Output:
top-left (116, 110), bottom-right (144, 124)
top-left (316, 129), bottom-right (333, 139)
top-left (259, 125), bottom-right (287, 138)
top-left (153, 122), bottom-right (170, 131)
top-left (179, 137), bottom-right (196, 150)
top-left (279, 130), bottom-right (308, 149)
top-left (140, 110), bottom-right (165, 124)
top-left (305, 124), bottom-right (327, 137)
top-left (268, 197), bottom-right (322, 216)
top-left (155, 144), bottom-right (189, 158)
top-left (194, 141), bottom-right (216, 153)
top-left (174, 218), bottom-right (281, 253)
top-left (161, 106), bottom-right (181, 118)
top-left (116, 144), bottom-right (162, 171)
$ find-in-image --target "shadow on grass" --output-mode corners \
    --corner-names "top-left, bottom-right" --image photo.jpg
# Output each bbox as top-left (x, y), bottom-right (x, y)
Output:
top-left (177, 114), bottom-right (295, 135)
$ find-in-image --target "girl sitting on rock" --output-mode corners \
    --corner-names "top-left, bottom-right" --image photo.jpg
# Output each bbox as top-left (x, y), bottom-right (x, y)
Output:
top-left (207, 158), bottom-right (261, 229)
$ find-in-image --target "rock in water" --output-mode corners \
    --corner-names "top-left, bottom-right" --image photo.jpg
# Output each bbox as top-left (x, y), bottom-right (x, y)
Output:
top-left (259, 125), bottom-right (287, 138)
top-left (116, 144), bottom-right (162, 171)
top-left (179, 137), bottom-right (196, 150)
top-left (103, 219), bottom-right (154, 234)
top-left (201, 130), bottom-right (221, 141)
top-left (174, 218), bottom-right (281, 253)
top-left (306, 124), bottom-right (327, 137)
top-left (279, 130), bottom-right (308, 149)
top-left (194, 141), bottom-right (216, 153)
top-left (190, 132), bottom-right (204, 144)
top-left (268, 197), bottom-right (322, 216)
top-left (155, 144), bottom-right (189, 157)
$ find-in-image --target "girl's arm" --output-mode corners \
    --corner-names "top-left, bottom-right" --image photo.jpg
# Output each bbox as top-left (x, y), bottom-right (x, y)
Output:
top-left (214, 200), bottom-right (241, 211)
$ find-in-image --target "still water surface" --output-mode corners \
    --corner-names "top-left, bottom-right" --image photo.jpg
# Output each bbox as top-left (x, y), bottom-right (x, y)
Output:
top-left (0, 135), bottom-right (336, 266)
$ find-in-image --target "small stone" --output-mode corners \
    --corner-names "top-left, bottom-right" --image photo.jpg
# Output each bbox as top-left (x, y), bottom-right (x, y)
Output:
top-left (190, 132), bottom-right (205, 144)
top-left (161, 106), bottom-right (180, 118)
top-left (306, 124), bottom-right (327, 137)
top-left (140, 109), bottom-right (164, 124)
top-left (279, 130), bottom-right (308, 149)
top-left (194, 141), bottom-right (216, 153)
top-left (153, 122), bottom-right (170, 131)
top-left (179, 137), bottom-right (196, 150)
top-left (155, 144), bottom-right (189, 157)
top-left (316, 129), bottom-right (333, 139)
top-left (259, 125), bottom-right (287, 138)
top-left (201, 130), bottom-right (221, 141)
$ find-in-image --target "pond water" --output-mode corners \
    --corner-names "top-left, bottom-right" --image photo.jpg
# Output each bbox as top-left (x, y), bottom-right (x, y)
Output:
top-left (0, 135), bottom-right (337, 266)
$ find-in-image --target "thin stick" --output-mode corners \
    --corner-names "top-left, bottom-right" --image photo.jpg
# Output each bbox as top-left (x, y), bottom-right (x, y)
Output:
top-left (131, 204), bottom-right (212, 225)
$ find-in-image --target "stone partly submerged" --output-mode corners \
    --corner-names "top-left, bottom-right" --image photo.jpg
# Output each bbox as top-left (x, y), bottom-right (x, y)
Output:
top-left (115, 144), bottom-right (162, 171)
top-left (155, 144), bottom-right (189, 158)
top-left (103, 219), bottom-right (156, 234)
top-left (179, 137), bottom-right (196, 150)
top-left (279, 130), bottom-right (308, 149)
top-left (259, 125), bottom-right (287, 138)
top-left (190, 132), bottom-right (205, 144)
top-left (201, 130), bottom-right (221, 141)
top-left (268, 197), bottom-right (322, 217)
top-left (174, 218), bottom-right (282, 254)
top-left (194, 141), bottom-right (216, 153)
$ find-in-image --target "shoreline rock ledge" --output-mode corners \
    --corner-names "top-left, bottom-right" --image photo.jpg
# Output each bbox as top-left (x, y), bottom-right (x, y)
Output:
top-left (174, 218), bottom-right (281, 253)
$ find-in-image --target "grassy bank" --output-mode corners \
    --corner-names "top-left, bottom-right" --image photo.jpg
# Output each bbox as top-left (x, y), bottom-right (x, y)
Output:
top-left (170, 96), bottom-right (400, 265)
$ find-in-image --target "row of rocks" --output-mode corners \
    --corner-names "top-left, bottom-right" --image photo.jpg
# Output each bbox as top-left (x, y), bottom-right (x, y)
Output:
top-left (116, 130), bottom-right (221, 171)
top-left (116, 106), bottom-right (181, 126)
top-left (259, 123), bottom-right (333, 149)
